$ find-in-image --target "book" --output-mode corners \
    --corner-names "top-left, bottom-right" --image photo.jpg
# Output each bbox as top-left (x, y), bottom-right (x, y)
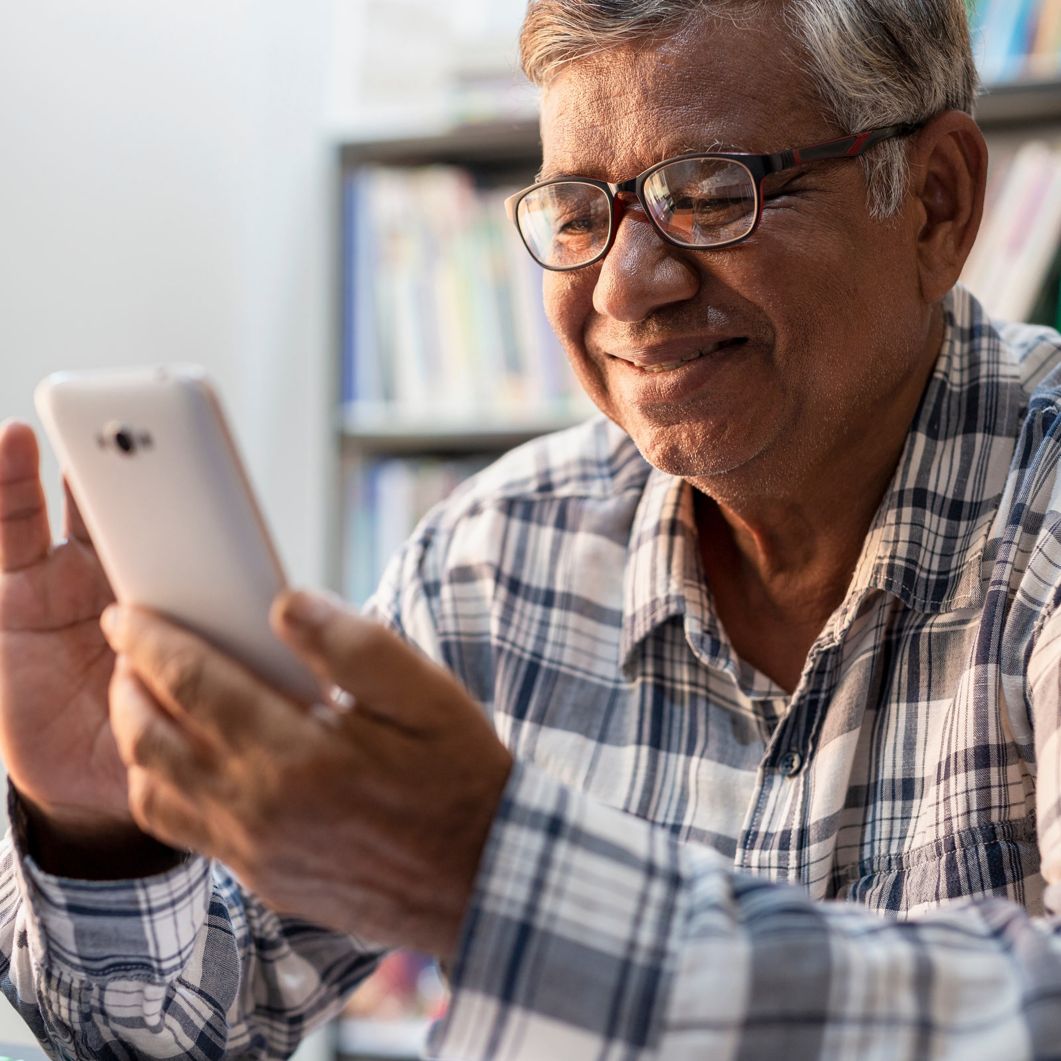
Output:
top-left (343, 453), bottom-right (493, 603)
top-left (972, 0), bottom-right (1061, 82)
top-left (1031, 0), bottom-right (1061, 74)
top-left (981, 0), bottom-right (1033, 83)
top-left (341, 164), bottom-right (584, 420)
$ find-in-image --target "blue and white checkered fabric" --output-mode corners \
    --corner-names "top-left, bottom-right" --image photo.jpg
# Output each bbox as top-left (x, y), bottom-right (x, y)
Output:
top-left (3, 286), bottom-right (1061, 1059)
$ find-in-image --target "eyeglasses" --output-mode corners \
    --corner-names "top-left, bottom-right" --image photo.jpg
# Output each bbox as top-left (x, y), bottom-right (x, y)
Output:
top-left (504, 123), bottom-right (922, 271)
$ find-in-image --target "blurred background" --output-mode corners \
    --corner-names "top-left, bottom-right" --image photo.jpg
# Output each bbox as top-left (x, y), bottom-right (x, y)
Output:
top-left (0, 0), bottom-right (1059, 1058)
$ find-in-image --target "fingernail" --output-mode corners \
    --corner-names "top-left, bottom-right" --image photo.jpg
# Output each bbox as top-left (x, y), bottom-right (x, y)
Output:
top-left (281, 590), bottom-right (333, 630)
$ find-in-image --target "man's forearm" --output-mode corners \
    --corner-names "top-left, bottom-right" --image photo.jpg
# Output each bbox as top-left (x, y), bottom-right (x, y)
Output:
top-left (435, 760), bottom-right (1061, 1061)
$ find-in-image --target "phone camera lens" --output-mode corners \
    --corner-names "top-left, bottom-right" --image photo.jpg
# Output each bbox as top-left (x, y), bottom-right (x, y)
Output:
top-left (112, 426), bottom-right (136, 455)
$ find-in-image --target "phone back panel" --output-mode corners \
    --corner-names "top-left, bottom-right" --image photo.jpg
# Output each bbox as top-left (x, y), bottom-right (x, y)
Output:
top-left (35, 366), bottom-right (320, 704)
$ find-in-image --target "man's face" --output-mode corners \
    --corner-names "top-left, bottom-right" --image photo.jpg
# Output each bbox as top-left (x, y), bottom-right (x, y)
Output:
top-left (539, 13), bottom-right (932, 494)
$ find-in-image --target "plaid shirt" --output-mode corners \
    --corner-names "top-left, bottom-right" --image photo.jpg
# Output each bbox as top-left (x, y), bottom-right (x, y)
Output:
top-left (3, 286), bottom-right (1061, 1059)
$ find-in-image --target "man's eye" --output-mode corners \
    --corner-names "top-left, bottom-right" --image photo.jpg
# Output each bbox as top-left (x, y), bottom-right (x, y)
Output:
top-left (555, 215), bottom-right (599, 239)
top-left (690, 196), bottom-right (750, 222)
top-left (559, 216), bottom-right (592, 231)
top-left (667, 194), bottom-right (746, 214)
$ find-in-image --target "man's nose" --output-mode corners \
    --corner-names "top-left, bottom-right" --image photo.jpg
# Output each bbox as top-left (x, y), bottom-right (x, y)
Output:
top-left (591, 205), bottom-right (699, 323)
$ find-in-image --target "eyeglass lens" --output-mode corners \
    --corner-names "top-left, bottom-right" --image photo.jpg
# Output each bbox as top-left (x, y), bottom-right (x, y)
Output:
top-left (517, 158), bottom-right (759, 269)
top-left (517, 181), bottom-right (612, 270)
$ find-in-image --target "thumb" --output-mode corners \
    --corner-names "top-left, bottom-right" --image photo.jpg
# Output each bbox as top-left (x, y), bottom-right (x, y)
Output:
top-left (271, 589), bottom-right (464, 728)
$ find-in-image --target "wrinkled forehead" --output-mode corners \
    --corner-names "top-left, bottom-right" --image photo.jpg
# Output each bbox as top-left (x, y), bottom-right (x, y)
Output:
top-left (539, 11), bottom-right (830, 179)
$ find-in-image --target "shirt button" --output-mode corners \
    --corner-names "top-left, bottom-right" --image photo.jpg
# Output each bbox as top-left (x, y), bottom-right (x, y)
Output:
top-left (778, 750), bottom-right (803, 776)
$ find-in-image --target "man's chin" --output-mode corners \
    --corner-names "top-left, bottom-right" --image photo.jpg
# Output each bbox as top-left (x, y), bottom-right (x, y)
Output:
top-left (624, 418), bottom-right (765, 482)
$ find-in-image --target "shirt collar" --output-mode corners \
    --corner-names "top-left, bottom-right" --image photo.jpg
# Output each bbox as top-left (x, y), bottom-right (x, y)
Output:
top-left (838, 286), bottom-right (1023, 624)
top-left (620, 286), bottom-right (1024, 673)
top-left (620, 467), bottom-right (696, 669)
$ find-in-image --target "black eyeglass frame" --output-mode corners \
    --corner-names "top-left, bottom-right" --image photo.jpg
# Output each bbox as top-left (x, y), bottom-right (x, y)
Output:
top-left (504, 122), bottom-right (924, 271)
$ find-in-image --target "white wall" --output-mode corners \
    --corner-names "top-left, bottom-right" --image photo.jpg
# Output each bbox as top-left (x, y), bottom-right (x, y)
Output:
top-left (0, 5), bottom-right (336, 1056)
top-left (0, 0), bottom-right (337, 590)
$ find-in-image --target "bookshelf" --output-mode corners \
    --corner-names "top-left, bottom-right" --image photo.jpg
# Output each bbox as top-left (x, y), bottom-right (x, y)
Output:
top-left (330, 69), bottom-right (1061, 1061)
top-left (961, 4), bottom-right (1061, 322)
top-left (335, 114), bottom-right (592, 605)
top-left (964, 78), bottom-right (1061, 326)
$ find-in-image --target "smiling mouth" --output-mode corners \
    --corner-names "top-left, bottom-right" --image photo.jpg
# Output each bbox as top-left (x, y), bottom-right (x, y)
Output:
top-left (614, 337), bottom-right (749, 374)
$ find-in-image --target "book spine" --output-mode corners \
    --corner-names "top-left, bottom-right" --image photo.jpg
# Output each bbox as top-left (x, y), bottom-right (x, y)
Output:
top-left (1029, 0), bottom-right (1061, 75)
top-left (343, 161), bottom-right (586, 422)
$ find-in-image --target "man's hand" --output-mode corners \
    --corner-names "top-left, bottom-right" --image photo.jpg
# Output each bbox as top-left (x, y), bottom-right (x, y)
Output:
top-left (0, 420), bottom-right (175, 876)
top-left (100, 591), bottom-right (514, 961)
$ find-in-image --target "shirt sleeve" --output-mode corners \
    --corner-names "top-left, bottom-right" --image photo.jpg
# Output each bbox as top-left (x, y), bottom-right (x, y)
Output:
top-left (0, 803), bottom-right (381, 1060)
top-left (432, 756), bottom-right (1061, 1061)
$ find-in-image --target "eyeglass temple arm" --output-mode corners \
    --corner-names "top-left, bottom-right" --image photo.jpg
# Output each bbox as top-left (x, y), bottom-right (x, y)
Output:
top-left (765, 123), bottom-right (922, 173)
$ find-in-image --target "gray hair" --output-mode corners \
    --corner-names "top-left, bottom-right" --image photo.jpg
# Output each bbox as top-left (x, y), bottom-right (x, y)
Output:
top-left (519, 0), bottom-right (979, 218)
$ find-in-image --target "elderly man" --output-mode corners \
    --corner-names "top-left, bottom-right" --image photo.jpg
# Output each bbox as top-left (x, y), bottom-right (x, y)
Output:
top-left (1, 0), bottom-right (1060, 1057)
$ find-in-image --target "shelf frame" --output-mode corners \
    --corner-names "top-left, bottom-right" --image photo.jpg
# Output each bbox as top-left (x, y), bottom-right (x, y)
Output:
top-left (339, 117), bottom-right (540, 171)
top-left (339, 404), bottom-right (586, 455)
top-left (976, 78), bottom-right (1061, 130)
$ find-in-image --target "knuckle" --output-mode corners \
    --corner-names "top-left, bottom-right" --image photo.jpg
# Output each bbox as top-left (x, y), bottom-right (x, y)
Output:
top-left (127, 769), bottom-right (159, 829)
top-left (158, 646), bottom-right (205, 707)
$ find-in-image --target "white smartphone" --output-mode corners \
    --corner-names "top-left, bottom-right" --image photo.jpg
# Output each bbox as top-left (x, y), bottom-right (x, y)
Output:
top-left (34, 364), bottom-right (322, 705)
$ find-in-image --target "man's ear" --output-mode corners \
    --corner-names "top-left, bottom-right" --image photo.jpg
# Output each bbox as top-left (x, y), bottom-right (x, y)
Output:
top-left (906, 110), bottom-right (988, 304)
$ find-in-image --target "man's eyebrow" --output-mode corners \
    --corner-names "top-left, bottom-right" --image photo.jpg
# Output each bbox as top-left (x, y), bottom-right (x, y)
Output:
top-left (533, 139), bottom-right (739, 184)
top-left (533, 164), bottom-right (598, 182)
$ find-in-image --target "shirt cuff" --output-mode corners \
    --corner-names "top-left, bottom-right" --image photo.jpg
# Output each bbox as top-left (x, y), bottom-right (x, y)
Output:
top-left (8, 792), bottom-right (213, 983)
top-left (431, 759), bottom-right (719, 1060)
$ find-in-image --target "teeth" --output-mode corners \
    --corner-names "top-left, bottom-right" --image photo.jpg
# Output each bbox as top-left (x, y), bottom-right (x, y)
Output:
top-left (641, 350), bottom-right (706, 374)
top-left (614, 338), bottom-right (744, 373)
